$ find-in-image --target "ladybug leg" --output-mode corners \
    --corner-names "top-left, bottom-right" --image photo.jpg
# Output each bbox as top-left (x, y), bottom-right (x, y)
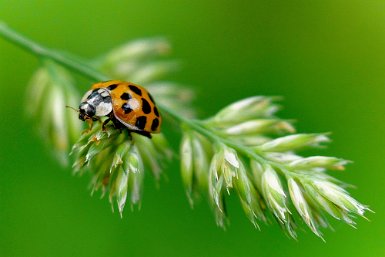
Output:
top-left (110, 115), bottom-right (125, 133)
top-left (127, 130), bottom-right (133, 140)
top-left (82, 118), bottom-right (94, 134)
top-left (102, 118), bottom-right (111, 131)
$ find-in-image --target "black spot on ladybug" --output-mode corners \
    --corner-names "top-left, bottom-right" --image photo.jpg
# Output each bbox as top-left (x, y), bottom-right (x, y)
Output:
top-left (135, 116), bottom-right (147, 129)
top-left (122, 103), bottom-right (133, 114)
top-left (154, 106), bottom-right (159, 117)
top-left (151, 118), bottom-right (159, 131)
top-left (148, 93), bottom-right (155, 103)
top-left (102, 95), bottom-right (112, 103)
top-left (88, 89), bottom-right (99, 99)
top-left (107, 84), bottom-right (118, 90)
top-left (142, 98), bottom-right (151, 114)
top-left (129, 85), bottom-right (142, 96)
top-left (120, 92), bottom-right (131, 100)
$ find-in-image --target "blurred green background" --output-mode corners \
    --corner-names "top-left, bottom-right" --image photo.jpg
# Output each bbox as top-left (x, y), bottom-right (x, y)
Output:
top-left (0, 0), bottom-right (384, 256)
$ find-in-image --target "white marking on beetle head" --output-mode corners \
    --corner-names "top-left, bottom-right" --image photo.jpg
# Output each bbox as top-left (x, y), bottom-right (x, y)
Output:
top-left (80, 103), bottom-right (89, 110)
top-left (95, 102), bottom-right (113, 116)
top-left (101, 91), bottom-right (110, 97)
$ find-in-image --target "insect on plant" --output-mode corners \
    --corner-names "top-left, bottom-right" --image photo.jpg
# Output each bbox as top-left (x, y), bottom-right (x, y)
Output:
top-left (0, 22), bottom-right (370, 240)
top-left (77, 80), bottom-right (162, 138)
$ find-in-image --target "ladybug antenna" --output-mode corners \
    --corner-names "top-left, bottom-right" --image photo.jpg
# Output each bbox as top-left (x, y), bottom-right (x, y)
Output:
top-left (66, 105), bottom-right (79, 112)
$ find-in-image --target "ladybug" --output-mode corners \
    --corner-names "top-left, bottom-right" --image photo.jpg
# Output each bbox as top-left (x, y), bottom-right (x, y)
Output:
top-left (78, 80), bottom-right (161, 138)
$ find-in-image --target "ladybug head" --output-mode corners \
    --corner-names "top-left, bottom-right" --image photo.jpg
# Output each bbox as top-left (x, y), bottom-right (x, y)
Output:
top-left (78, 102), bottom-right (96, 121)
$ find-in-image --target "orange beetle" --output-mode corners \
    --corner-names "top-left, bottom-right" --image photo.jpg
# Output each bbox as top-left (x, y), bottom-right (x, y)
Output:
top-left (78, 80), bottom-right (161, 138)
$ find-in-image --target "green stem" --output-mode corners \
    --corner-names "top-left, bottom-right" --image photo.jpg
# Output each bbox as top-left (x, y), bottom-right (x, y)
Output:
top-left (165, 107), bottom-right (279, 167)
top-left (0, 22), bottom-right (289, 175)
top-left (0, 22), bottom-right (107, 81)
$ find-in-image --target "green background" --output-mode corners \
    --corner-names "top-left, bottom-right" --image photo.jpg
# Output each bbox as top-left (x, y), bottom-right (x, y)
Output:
top-left (0, 1), bottom-right (384, 256)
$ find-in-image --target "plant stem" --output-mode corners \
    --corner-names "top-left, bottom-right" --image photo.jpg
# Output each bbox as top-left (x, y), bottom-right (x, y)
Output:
top-left (165, 107), bottom-right (279, 167)
top-left (0, 22), bottom-right (289, 175)
top-left (0, 22), bottom-right (107, 82)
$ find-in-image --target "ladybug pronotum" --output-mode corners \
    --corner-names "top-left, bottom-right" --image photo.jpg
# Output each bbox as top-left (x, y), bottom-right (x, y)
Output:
top-left (78, 80), bottom-right (161, 138)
